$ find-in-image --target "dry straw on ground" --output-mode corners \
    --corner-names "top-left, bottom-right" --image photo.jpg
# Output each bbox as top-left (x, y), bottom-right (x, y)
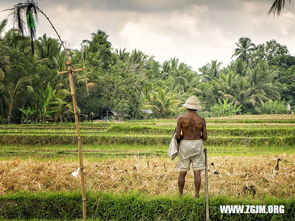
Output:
top-left (0, 155), bottom-right (294, 199)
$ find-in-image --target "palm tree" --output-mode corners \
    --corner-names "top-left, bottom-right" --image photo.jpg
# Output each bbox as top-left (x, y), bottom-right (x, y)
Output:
top-left (239, 62), bottom-right (281, 112)
top-left (2, 29), bottom-right (31, 52)
top-left (216, 71), bottom-right (240, 100)
top-left (199, 60), bottom-right (222, 82)
top-left (269, 0), bottom-right (292, 15)
top-left (232, 37), bottom-right (256, 63)
top-left (2, 77), bottom-right (32, 123)
top-left (228, 59), bottom-right (249, 77)
top-left (35, 34), bottom-right (61, 59)
top-left (115, 48), bottom-right (130, 62)
top-left (162, 58), bottom-right (180, 79)
top-left (38, 84), bottom-right (57, 121)
top-left (83, 30), bottom-right (112, 69)
top-left (51, 89), bottom-right (71, 122)
top-left (144, 87), bottom-right (180, 118)
top-left (127, 50), bottom-right (149, 75)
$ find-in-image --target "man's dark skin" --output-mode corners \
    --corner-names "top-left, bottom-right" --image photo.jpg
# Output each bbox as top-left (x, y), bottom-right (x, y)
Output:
top-left (175, 109), bottom-right (207, 198)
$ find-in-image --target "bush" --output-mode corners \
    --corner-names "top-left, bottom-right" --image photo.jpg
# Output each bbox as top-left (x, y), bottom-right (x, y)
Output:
top-left (258, 100), bottom-right (289, 114)
top-left (210, 99), bottom-right (242, 117)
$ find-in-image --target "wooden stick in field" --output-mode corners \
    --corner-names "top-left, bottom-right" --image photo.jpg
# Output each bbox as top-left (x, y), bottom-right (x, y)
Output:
top-left (58, 60), bottom-right (87, 221)
top-left (204, 148), bottom-right (209, 221)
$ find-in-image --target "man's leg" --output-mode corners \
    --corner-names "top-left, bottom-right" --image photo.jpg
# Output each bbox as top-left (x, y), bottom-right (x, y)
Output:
top-left (178, 171), bottom-right (187, 196)
top-left (193, 170), bottom-right (201, 198)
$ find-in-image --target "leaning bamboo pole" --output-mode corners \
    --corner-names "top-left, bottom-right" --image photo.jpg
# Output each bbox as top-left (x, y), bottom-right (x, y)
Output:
top-left (59, 60), bottom-right (87, 220)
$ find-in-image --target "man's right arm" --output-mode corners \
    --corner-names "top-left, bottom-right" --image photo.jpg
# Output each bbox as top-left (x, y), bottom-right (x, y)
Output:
top-left (202, 118), bottom-right (208, 141)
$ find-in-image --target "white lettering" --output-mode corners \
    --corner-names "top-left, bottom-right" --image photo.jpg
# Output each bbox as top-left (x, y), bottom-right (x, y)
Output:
top-left (268, 205), bottom-right (273, 213)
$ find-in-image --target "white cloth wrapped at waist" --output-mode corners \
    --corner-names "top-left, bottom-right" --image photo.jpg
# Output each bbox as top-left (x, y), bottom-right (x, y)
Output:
top-left (179, 139), bottom-right (204, 160)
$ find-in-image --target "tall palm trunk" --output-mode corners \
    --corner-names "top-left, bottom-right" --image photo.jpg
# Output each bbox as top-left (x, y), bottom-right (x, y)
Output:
top-left (7, 102), bottom-right (13, 124)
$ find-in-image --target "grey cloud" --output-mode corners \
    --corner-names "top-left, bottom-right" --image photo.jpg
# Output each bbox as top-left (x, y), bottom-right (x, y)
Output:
top-left (34, 0), bottom-right (198, 12)
top-left (0, 0), bottom-right (253, 13)
top-left (0, 0), bottom-right (295, 69)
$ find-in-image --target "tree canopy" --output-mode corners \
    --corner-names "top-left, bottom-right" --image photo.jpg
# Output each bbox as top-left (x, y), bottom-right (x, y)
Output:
top-left (0, 24), bottom-right (294, 123)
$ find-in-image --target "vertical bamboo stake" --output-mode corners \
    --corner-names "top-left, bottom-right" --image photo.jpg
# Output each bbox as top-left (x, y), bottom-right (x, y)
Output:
top-left (60, 60), bottom-right (87, 220)
top-left (204, 148), bottom-right (209, 221)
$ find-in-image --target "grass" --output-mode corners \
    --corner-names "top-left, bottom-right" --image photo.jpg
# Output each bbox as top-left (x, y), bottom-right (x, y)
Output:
top-left (0, 191), bottom-right (294, 220)
top-left (0, 144), bottom-right (294, 161)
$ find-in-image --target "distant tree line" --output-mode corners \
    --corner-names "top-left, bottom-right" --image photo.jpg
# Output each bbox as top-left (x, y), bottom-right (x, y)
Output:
top-left (0, 20), bottom-right (294, 123)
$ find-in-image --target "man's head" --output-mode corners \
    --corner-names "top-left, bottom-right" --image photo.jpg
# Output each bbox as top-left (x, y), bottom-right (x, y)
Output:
top-left (183, 96), bottom-right (201, 111)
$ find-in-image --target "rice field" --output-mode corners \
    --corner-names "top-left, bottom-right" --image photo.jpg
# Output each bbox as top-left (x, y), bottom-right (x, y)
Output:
top-left (0, 114), bottom-right (295, 220)
top-left (1, 155), bottom-right (294, 198)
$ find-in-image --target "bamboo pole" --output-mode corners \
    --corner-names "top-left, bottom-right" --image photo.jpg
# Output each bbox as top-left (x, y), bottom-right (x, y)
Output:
top-left (61, 60), bottom-right (87, 221)
top-left (204, 148), bottom-right (209, 221)
top-left (4, 2), bottom-right (86, 219)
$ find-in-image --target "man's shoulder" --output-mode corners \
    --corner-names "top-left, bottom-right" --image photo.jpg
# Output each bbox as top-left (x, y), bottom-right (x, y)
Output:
top-left (194, 112), bottom-right (205, 120)
top-left (194, 114), bottom-right (206, 124)
top-left (199, 116), bottom-right (205, 121)
top-left (177, 113), bottom-right (189, 120)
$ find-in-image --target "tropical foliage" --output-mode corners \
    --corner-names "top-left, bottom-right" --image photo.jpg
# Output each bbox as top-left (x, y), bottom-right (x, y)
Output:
top-left (0, 21), bottom-right (294, 123)
top-left (210, 98), bottom-right (243, 117)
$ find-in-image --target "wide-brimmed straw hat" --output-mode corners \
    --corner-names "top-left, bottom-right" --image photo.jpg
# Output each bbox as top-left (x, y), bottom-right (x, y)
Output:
top-left (182, 96), bottom-right (202, 110)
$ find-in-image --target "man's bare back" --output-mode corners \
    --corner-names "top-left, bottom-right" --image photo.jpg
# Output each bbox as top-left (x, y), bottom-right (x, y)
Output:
top-left (175, 110), bottom-right (207, 141)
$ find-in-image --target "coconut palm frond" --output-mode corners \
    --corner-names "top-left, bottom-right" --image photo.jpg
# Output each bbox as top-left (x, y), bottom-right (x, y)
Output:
top-left (0, 19), bottom-right (7, 35)
top-left (268, 0), bottom-right (292, 15)
top-left (16, 4), bottom-right (24, 35)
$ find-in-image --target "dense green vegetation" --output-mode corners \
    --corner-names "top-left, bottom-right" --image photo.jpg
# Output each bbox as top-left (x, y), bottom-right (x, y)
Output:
top-left (0, 191), bottom-right (294, 221)
top-left (1, 19), bottom-right (294, 123)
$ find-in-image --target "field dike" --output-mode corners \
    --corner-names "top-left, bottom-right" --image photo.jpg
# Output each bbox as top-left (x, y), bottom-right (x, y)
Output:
top-left (0, 134), bottom-right (295, 146)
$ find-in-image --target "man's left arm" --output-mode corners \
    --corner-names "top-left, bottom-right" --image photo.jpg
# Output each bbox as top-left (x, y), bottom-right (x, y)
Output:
top-left (175, 117), bottom-right (182, 140)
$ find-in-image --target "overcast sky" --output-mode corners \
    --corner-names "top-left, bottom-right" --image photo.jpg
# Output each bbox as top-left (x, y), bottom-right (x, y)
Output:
top-left (0, 0), bottom-right (295, 70)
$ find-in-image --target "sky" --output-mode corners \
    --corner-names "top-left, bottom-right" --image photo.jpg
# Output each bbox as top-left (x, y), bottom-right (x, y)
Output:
top-left (0, 0), bottom-right (295, 70)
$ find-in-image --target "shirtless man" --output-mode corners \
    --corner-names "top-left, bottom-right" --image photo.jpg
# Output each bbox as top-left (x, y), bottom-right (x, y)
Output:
top-left (175, 96), bottom-right (207, 198)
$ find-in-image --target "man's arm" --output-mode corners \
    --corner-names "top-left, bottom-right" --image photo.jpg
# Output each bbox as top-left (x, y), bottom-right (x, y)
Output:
top-left (202, 118), bottom-right (208, 141)
top-left (175, 117), bottom-right (182, 140)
